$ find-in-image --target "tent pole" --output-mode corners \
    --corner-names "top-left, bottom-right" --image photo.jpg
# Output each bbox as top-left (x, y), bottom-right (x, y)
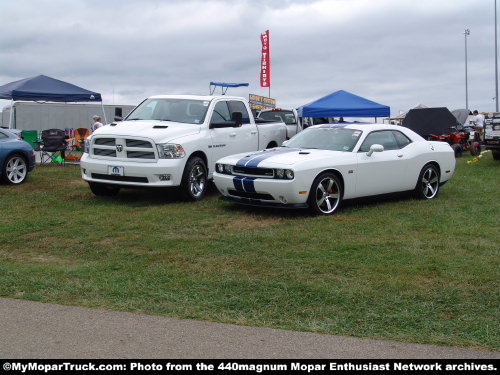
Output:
top-left (8, 100), bottom-right (14, 129)
top-left (101, 101), bottom-right (108, 124)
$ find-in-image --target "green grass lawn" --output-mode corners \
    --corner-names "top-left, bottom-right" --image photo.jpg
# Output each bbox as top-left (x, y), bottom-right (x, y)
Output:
top-left (0, 154), bottom-right (499, 350)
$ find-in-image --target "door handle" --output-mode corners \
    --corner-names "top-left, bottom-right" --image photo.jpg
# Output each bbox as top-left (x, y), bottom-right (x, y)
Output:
top-left (250, 131), bottom-right (258, 135)
top-left (397, 154), bottom-right (403, 158)
top-left (229, 132), bottom-right (236, 137)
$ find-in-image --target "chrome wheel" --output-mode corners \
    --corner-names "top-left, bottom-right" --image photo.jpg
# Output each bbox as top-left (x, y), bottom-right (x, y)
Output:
top-left (315, 177), bottom-right (340, 214)
top-left (189, 164), bottom-right (206, 198)
top-left (421, 167), bottom-right (439, 199)
top-left (5, 156), bottom-right (27, 184)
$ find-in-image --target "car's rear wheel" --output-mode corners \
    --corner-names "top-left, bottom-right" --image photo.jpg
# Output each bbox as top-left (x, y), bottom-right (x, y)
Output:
top-left (415, 164), bottom-right (440, 200)
top-left (180, 156), bottom-right (207, 201)
top-left (88, 182), bottom-right (120, 196)
top-left (2, 154), bottom-right (28, 184)
top-left (308, 172), bottom-right (343, 215)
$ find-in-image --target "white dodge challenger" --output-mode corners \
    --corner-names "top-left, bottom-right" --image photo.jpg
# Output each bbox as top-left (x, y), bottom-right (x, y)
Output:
top-left (213, 124), bottom-right (456, 215)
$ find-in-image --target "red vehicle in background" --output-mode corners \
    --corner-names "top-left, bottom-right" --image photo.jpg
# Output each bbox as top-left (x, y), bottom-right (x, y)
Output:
top-left (428, 124), bottom-right (481, 157)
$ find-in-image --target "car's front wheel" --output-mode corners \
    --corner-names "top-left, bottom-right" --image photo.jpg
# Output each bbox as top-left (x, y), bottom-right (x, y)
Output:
top-left (415, 164), bottom-right (440, 200)
top-left (308, 172), bottom-right (343, 215)
top-left (180, 156), bottom-right (208, 201)
top-left (88, 182), bottom-right (120, 197)
top-left (2, 154), bottom-right (28, 185)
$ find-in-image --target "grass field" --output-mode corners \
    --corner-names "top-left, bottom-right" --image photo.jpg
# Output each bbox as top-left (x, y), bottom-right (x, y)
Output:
top-left (0, 154), bottom-right (498, 350)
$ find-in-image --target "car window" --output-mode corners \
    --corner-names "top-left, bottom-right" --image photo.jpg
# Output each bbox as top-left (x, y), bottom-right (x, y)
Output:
top-left (0, 131), bottom-right (8, 139)
top-left (392, 130), bottom-right (412, 148)
top-left (359, 130), bottom-right (399, 152)
top-left (211, 101), bottom-right (231, 124)
top-left (228, 101), bottom-right (251, 124)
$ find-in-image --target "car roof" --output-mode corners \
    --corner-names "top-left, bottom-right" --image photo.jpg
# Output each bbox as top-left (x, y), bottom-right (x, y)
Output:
top-left (148, 94), bottom-right (245, 101)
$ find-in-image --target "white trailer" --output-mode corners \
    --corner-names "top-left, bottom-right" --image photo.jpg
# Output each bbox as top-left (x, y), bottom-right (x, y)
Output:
top-left (1, 102), bottom-right (136, 132)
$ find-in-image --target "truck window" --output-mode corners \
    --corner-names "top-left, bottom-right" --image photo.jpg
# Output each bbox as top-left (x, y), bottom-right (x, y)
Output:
top-left (228, 101), bottom-right (251, 124)
top-left (259, 110), bottom-right (296, 125)
top-left (211, 101), bottom-right (231, 124)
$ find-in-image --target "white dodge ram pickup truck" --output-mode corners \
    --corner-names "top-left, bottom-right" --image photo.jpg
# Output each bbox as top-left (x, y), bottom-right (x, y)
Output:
top-left (80, 95), bottom-right (287, 200)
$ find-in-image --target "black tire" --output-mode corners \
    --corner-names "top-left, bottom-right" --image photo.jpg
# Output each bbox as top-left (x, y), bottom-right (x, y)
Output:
top-left (451, 144), bottom-right (462, 158)
top-left (414, 164), bottom-right (440, 200)
top-left (1, 154), bottom-right (28, 185)
top-left (88, 182), bottom-right (120, 197)
top-left (470, 142), bottom-right (481, 156)
top-left (180, 156), bottom-right (208, 201)
top-left (266, 142), bottom-right (277, 149)
top-left (492, 150), bottom-right (500, 160)
top-left (307, 172), bottom-right (343, 215)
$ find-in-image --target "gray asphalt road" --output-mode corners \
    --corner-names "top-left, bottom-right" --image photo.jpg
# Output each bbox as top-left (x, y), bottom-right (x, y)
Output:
top-left (0, 298), bottom-right (497, 359)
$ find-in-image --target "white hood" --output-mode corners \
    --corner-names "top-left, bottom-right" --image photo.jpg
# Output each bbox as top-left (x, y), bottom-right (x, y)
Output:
top-left (221, 147), bottom-right (352, 166)
top-left (93, 120), bottom-right (200, 143)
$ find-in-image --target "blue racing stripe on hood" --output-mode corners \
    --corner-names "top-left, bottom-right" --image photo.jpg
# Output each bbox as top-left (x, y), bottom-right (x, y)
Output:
top-left (245, 148), bottom-right (300, 167)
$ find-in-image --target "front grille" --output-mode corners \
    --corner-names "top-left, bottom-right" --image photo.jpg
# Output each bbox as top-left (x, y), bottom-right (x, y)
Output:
top-left (91, 173), bottom-right (149, 183)
top-left (126, 139), bottom-right (152, 148)
top-left (127, 151), bottom-right (155, 159)
top-left (93, 149), bottom-right (117, 157)
top-left (91, 137), bottom-right (156, 162)
top-left (232, 166), bottom-right (274, 178)
top-left (94, 138), bottom-right (116, 146)
top-left (228, 189), bottom-right (274, 200)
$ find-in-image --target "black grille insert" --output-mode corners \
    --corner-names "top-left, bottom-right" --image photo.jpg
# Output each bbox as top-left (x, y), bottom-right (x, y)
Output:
top-left (91, 174), bottom-right (148, 183)
top-left (127, 151), bottom-right (155, 159)
top-left (228, 190), bottom-right (274, 200)
top-left (126, 139), bottom-right (152, 148)
top-left (94, 138), bottom-right (116, 146)
top-left (232, 166), bottom-right (274, 177)
top-left (93, 149), bottom-right (116, 157)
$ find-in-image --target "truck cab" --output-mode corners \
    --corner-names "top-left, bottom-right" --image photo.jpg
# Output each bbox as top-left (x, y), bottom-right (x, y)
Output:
top-left (257, 108), bottom-right (303, 139)
top-left (80, 95), bottom-right (287, 200)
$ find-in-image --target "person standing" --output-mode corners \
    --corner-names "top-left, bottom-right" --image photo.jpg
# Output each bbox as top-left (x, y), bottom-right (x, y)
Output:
top-left (472, 110), bottom-right (485, 141)
top-left (91, 115), bottom-right (103, 133)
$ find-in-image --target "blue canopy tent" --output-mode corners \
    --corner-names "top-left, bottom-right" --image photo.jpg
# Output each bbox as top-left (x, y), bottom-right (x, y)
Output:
top-left (297, 90), bottom-right (390, 119)
top-left (0, 75), bottom-right (104, 129)
top-left (209, 82), bottom-right (249, 95)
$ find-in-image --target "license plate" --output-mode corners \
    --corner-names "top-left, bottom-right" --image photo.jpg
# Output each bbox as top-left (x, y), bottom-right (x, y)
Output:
top-left (108, 166), bottom-right (124, 176)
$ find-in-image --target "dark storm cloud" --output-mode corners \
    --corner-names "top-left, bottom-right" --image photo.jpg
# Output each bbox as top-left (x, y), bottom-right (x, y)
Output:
top-left (0, 0), bottom-right (496, 114)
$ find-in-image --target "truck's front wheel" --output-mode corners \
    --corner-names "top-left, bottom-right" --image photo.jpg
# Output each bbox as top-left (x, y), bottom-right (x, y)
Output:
top-left (88, 182), bottom-right (120, 197)
top-left (180, 156), bottom-right (208, 201)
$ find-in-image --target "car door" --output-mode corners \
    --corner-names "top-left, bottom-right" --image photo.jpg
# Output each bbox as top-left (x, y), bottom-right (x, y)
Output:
top-left (355, 130), bottom-right (410, 197)
top-left (209, 100), bottom-right (239, 163)
top-left (227, 100), bottom-right (258, 152)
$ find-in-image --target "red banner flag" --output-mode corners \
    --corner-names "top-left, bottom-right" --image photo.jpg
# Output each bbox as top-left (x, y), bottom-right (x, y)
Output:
top-left (260, 30), bottom-right (270, 88)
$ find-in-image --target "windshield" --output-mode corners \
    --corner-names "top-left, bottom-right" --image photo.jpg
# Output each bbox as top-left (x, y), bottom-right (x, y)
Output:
top-left (126, 98), bottom-right (209, 124)
top-left (285, 127), bottom-right (362, 152)
top-left (259, 110), bottom-right (296, 125)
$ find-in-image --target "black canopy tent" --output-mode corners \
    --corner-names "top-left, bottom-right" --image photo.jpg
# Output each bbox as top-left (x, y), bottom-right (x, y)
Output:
top-left (402, 107), bottom-right (459, 138)
top-left (0, 75), bottom-right (104, 129)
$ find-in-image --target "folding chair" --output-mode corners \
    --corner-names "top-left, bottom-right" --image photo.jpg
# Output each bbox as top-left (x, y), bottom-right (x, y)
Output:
top-left (21, 130), bottom-right (39, 149)
top-left (65, 128), bottom-right (90, 163)
top-left (35, 129), bottom-right (68, 164)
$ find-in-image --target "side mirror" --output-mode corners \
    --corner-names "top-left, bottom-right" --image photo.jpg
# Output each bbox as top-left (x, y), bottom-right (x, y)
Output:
top-left (114, 116), bottom-right (123, 121)
top-left (231, 112), bottom-right (243, 127)
top-left (366, 144), bottom-right (384, 156)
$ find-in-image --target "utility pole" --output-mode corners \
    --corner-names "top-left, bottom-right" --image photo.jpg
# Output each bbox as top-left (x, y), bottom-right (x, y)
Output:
top-left (464, 28), bottom-right (470, 111)
top-left (495, 0), bottom-right (499, 111)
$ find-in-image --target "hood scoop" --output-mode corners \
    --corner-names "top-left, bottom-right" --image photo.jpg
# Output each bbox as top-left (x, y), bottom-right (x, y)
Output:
top-left (153, 125), bottom-right (169, 129)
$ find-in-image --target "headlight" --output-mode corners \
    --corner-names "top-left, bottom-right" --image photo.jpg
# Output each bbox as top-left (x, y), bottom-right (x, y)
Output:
top-left (83, 139), bottom-right (90, 154)
top-left (224, 164), bottom-right (232, 174)
top-left (157, 144), bottom-right (186, 159)
top-left (274, 168), bottom-right (294, 180)
top-left (216, 163), bottom-right (224, 173)
top-left (215, 163), bottom-right (232, 174)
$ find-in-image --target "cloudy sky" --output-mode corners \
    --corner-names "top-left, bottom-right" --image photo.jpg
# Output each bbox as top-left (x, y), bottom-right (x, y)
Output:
top-left (0, 0), bottom-right (497, 116)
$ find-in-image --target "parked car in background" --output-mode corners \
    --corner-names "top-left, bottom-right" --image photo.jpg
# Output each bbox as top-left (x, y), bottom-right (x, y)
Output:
top-left (257, 108), bottom-right (303, 138)
top-left (0, 128), bottom-right (36, 184)
top-left (214, 124), bottom-right (455, 215)
top-left (81, 95), bottom-right (287, 200)
top-left (484, 112), bottom-right (500, 160)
